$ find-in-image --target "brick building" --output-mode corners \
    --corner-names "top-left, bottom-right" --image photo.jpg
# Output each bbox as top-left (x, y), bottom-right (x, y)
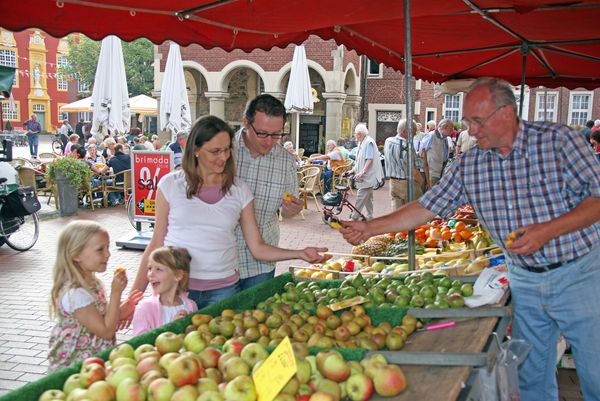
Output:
top-left (0, 29), bottom-right (78, 133)
top-left (148, 35), bottom-right (600, 152)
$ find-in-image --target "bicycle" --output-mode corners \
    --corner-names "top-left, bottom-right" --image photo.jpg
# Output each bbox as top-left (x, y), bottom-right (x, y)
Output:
top-left (51, 133), bottom-right (64, 154)
top-left (0, 178), bottom-right (40, 251)
top-left (319, 184), bottom-right (366, 225)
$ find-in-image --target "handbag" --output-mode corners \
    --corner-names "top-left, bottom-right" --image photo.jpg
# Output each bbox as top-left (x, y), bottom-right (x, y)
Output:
top-left (0, 186), bottom-right (41, 218)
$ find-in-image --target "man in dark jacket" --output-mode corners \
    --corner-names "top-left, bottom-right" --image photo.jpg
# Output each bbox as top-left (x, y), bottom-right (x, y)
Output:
top-left (106, 144), bottom-right (131, 206)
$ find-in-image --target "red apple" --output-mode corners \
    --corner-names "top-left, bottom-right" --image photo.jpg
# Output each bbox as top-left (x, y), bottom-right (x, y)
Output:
top-left (345, 373), bottom-right (374, 401)
top-left (82, 357), bottom-right (105, 369)
top-left (116, 377), bottom-right (146, 401)
top-left (222, 356), bottom-right (251, 382)
top-left (198, 347), bottom-right (222, 369)
top-left (167, 354), bottom-right (202, 387)
top-left (223, 338), bottom-right (244, 355)
top-left (183, 330), bottom-right (207, 353)
top-left (308, 391), bottom-right (336, 401)
top-left (79, 363), bottom-right (105, 387)
top-left (155, 332), bottom-right (184, 354)
top-left (372, 365), bottom-right (407, 396)
top-left (86, 380), bottom-right (115, 401)
top-left (316, 351), bottom-right (350, 382)
top-left (147, 377), bottom-right (175, 401)
top-left (136, 355), bottom-right (161, 377)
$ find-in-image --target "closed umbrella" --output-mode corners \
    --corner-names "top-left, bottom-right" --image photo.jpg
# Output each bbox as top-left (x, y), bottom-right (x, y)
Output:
top-left (160, 42), bottom-right (191, 137)
top-left (90, 35), bottom-right (130, 139)
top-left (284, 45), bottom-right (313, 151)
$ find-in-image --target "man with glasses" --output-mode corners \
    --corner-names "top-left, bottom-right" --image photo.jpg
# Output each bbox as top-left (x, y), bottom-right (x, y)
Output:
top-left (340, 77), bottom-right (600, 401)
top-left (234, 94), bottom-right (303, 290)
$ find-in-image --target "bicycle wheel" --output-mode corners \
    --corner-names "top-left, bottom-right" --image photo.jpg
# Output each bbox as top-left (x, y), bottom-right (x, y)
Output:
top-left (52, 139), bottom-right (63, 154)
top-left (2, 213), bottom-right (39, 251)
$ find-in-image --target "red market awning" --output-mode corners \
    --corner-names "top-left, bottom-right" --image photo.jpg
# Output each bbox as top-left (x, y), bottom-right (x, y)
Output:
top-left (2, 1), bottom-right (600, 89)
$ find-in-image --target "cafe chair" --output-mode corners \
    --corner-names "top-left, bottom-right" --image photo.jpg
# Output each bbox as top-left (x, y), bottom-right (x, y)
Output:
top-left (103, 169), bottom-right (131, 208)
top-left (298, 166), bottom-right (321, 211)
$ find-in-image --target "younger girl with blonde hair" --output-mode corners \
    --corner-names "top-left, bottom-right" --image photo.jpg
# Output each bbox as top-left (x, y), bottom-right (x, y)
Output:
top-left (132, 246), bottom-right (197, 335)
top-left (48, 221), bottom-right (127, 372)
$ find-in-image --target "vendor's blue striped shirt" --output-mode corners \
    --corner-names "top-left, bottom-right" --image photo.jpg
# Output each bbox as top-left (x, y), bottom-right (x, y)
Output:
top-left (420, 120), bottom-right (600, 268)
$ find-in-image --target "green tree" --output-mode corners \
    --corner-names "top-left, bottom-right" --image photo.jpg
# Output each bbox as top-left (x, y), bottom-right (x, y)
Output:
top-left (62, 35), bottom-right (153, 97)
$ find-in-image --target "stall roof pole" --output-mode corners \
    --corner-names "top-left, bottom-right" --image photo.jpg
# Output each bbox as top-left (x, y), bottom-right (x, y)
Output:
top-left (519, 43), bottom-right (529, 118)
top-left (404, 0), bottom-right (416, 271)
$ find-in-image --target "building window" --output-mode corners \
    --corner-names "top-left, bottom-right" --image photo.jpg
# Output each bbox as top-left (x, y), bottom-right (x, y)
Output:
top-left (79, 112), bottom-right (91, 122)
top-left (58, 105), bottom-right (68, 121)
top-left (569, 91), bottom-right (593, 126)
top-left (57, 56), bottom-right (69, 91)
top-left (535, 92), bottom-right (558, 122)
top-left (368, 58), bottom-right (381, 77)
top-left (0, 48), bottom-right (17, 85)
top-left (443, 94), bottom-right (462, 122)
top-left (33, 104), bottom-right (45, 112)
top-left (78, 79), bottom-right (89, 93)
top-left (2, 101), bottom-right (18, 120)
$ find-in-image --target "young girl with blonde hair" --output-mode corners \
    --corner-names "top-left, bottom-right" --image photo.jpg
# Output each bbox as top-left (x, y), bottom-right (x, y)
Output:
top-left (48, 221), bottom-right (131, 371)
top-left (132, 246), bottom-right (198, 335)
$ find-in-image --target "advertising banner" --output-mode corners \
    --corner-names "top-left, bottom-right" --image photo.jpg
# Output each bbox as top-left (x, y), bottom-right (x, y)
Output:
top-left (131, 150), bottom-right (173, 221)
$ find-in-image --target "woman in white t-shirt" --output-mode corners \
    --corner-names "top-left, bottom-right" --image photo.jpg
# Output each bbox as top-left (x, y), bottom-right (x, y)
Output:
top-left (131, 116), bottom-right (328, 309)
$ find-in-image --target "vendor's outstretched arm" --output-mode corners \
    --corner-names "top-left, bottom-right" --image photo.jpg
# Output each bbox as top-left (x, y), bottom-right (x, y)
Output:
top-left (340, 200), bottom-right (435, 245)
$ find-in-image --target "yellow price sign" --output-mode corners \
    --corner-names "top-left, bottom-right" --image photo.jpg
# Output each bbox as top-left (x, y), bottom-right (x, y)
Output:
top-left (253, 337), bottom-right (297, 401)
top-left (143, 198), bottom-right (155, 213)
top-left (329, 296), bottom-right (367, 312)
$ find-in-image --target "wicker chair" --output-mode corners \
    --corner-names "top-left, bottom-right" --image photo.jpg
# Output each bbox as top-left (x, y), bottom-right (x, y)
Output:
top-left (102, 169), bottom-right (131, 208)
top-left (298, 166), bottom-right (321, 210)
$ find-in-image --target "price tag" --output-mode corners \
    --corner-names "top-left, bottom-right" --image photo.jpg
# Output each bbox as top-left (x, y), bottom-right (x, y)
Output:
top-left (328, 296), bottom-right (367, 311)
top-left (253, 336), bottom-right (297, 401)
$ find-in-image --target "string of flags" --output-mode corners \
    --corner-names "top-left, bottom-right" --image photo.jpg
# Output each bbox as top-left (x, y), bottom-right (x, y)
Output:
top-left (15, 69), bottom-right (78, 80)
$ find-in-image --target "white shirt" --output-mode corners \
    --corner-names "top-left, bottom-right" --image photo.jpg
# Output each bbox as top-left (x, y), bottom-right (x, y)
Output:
top-left (158, 171), bottom-right (254, 280)
top-left (161, 304), bottom-right (187, 325)
top-left (61, 287), bottom-right (94, 313)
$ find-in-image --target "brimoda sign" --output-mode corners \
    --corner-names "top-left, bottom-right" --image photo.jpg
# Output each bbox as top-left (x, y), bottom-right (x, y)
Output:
top-left (131, 150), bottom-right (173, 220)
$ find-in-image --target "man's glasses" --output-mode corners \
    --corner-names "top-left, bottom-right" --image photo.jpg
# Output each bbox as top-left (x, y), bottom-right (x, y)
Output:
top-left (248, 121), bottom-right (283, 140)
top-left (462, 105), bottom-right (506, 128)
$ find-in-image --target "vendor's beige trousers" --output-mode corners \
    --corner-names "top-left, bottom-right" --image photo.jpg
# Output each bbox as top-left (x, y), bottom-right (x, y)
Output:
top-left (390, 178), bottom-right (423, 211)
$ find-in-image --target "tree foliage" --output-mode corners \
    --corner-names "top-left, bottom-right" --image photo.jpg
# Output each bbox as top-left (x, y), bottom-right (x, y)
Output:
top-left (62, 35), bottom-right (153, 97)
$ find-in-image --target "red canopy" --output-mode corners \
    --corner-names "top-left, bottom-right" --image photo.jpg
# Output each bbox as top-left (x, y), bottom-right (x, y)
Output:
top-left (3, 0), bottom-right (600, 88)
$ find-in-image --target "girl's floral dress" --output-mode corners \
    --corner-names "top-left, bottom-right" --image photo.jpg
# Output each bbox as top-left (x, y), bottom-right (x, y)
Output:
top-left (48, 281), bottom-right (115, 372)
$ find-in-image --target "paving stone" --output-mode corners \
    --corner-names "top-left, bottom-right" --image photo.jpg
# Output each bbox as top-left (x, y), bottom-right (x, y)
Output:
top-left (7, 355), bottom-right (47, 365)
top-left (0, 379), bottom-right (28, 390)
top-left (0, 362), bottom-right (16, 371)
top-left (17, 373), bottom-right (46, 382)
top-left (11, 364), bottom-right (48, 374)
top-left (0, 335), bottom-right (32, 342)
top-left (0, 369), bottom-right (24, 380)
top-left (4, 348), bottom-right (43, 357)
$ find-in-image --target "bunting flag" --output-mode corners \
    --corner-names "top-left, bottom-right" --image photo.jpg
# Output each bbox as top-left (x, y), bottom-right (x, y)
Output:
top-left (0, 65), bottom-right (16, 97)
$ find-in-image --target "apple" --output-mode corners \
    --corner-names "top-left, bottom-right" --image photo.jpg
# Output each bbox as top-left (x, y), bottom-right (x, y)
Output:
top-left (295, 358), bottom-right (312, 384)
top-left (217, 352), bottom-right (238, 371)
top-left (171, 384), bottom-right (198, 401)
top-left (109, 343), bottom-right (135, 362)
top-left (359, 354), bottom-right (387, 372)
top-left (222, 338), bottom-right (243, 355)
top-left (112, 357), bottom-right (137, 369)
top-left (38, 389), bottom-right (66, 401)
top-left (140, 369), bottom-right (164, 390)
top-left (183, 331), bottom-right (206, 353)
top-left (281, 377), bottom-right (300, 395)
top-left (273, 394), bottom-right (295, 401)
top-left (317, 379), bottom-right (341, 401)
top-left (224, 375), bottom-right (257, 401)
top-left (197, 390), bottom-right (224, 401)
top-left (167, 354), bottom-right (202, 387)
top-left (372, 364), bottom-right (407, 396)
top-left (155, 332), bottom-right (184, 354)
top-left (65, 387), bottom-right (88, 401)
top-left (158, 352), bottom-right (180, 371)
top-left (86, 380), bottom-right (115, 401)
top-left (240, 343), bottom-right (269, 369)
top-left (291, 342), bottom-right (309, 360)
top-left (305, 356), bottom-right (317, 375)
top-left (137, 350), bottom-right (162, 363)
top-left (134, 344), bottom-right (156, 361)
top-left (265, 314), bottom-right (282, 329)
top-left (147, 379), bottom-right (176, 401)
top-left (116, 377), bottom-right (146, 401)
top-left (80, 362), bottom-right (106, 387)
top-left (136, 355), bottom-right (161, 377)
top-left (345, 374), bottom-right (373, 401)
top-left (333, 326), bottom-right (351, 342)
top-left (198, 347), bottom-right (222, 369)
top-left (106, 364), bottom-right (140, 389)
top-left (82, 357), bottom-right (105, 369)
top-left (385, 331), bottom-right (405, 350)
top-left (222, 356), bottom-right (251, 381)
top-left (192, 314), bottom-right (212, 327)
top-left (309, 391), bottom-right (336, 401)
top-left (205, 368), bottom-right (223, 384)
top-left (63, 374), bottom-right (85, 395)
top-left (197, 377), bottom-right (219, 393)
top-left (348, 361), bottom-right (363, 375)
top-left (316, 351), bottom-right (350, 382)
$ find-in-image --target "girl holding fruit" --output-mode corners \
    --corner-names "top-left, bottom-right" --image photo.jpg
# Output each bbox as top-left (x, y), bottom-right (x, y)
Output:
top-left (131, 115), bottom-right (328, 309)
top-left (48, 221), bottom-right (142, 372)
top-left (132, 246), bottom-right (198, 335)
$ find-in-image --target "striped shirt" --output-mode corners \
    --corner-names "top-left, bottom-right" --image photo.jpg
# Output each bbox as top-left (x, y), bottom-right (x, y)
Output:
top-left (234, 129), bottom-right (298, 278)
top-left (419, 120), bottom-right (600, 268)
top-left (384, 135), bottom-right (416, 180)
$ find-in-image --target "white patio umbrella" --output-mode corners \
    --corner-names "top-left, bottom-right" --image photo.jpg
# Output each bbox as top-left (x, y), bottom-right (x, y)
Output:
top-left (284, 45), bottom-right (313, 151)
top-left (160, 42), bottom-right (191, 138)
top-left (60, 96), bottom-right (92, 113)
top-left (129, 94), bottom-right (158, 115)
top-left (90, 35), bottom-right (130, 138)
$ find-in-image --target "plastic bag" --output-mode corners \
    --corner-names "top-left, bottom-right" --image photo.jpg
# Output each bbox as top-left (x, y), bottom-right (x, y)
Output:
top-left (464, 266), bottom-right (509, 308)
top-left (496, 339), bottom-right (532, 401)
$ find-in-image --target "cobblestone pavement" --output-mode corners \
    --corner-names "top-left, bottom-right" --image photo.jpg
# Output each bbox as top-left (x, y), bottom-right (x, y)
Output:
top-left (0, 137), bottom-right (393, 395)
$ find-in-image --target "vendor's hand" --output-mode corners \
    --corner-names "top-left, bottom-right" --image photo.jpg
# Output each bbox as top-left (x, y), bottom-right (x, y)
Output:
top-left (299, 247), bottom-right (330, 263)
top-left (505, 224), bottom-right (551, 255)
top-left (340, 220), bottom-right (370, 245)
top-left (281, 195), bottom-right (303, 218)
top-left (116, 289), bottom-right (144, 330)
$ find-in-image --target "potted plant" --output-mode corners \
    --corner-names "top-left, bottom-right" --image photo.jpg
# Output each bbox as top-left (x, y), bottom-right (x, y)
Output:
top-left (47, 156), bottom-right (92, 216)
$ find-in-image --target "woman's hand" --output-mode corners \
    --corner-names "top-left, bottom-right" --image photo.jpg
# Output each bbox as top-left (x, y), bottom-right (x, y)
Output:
top-left (299, 247), bottom-right (329, 263)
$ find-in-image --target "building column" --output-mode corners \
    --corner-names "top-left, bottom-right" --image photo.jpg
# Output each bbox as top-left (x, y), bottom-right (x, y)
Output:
top-left (345, 95), bottom-right (362, 136)
top-left (322, 92), bottom-right (347, 141)
top-left (204, 91), bottom-right (229, 120)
